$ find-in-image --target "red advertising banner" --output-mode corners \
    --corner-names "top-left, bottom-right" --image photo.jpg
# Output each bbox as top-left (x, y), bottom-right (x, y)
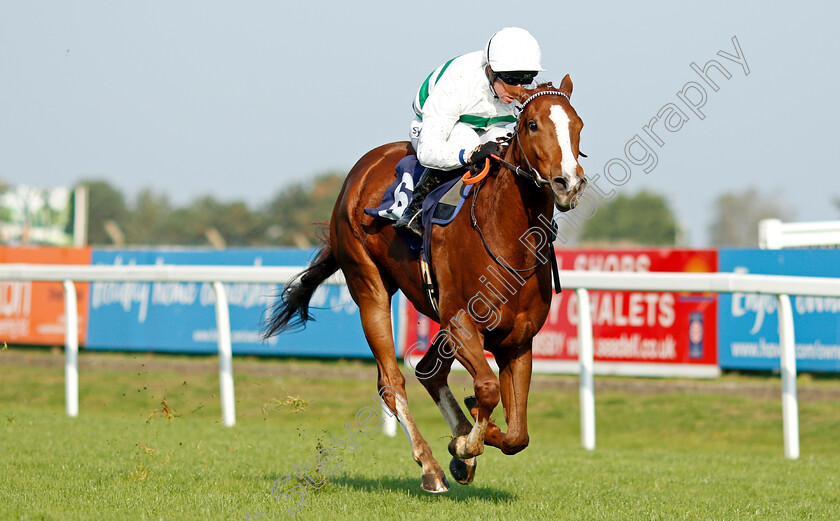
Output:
top-left (0, 247), bottom-right (91, 345)
top-left (401, 249), bottom-right (719, 378)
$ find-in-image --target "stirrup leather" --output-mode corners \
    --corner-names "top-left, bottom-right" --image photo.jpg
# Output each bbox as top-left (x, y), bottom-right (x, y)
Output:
top-left (420, 258), bottom-right (439, 316)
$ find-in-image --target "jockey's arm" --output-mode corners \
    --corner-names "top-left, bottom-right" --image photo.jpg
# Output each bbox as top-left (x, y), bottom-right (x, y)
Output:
top-left (415, 116), bottom-right (465, 171)
top-left (415, 82), bottom-right (480, 172)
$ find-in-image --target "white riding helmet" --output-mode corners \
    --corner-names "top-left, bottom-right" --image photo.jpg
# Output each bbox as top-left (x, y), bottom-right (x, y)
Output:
top-left (484, 27), bottom-right (545, 73)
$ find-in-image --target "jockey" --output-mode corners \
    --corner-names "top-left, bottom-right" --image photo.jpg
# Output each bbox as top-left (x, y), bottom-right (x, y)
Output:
top-left (394, 27), bottom-right (544, 238)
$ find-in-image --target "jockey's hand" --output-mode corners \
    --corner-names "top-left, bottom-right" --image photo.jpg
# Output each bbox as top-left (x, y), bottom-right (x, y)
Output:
top-left (467, 142), bottom-right (501, 165)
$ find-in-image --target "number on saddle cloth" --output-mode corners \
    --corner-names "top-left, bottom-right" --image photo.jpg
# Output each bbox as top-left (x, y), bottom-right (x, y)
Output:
top-left (364, 155), bottom-right (472, 229)
top-left (364, 155), bottom-right (426, 221)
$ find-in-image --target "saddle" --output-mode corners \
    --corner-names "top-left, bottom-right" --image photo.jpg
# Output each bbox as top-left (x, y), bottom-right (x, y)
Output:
top-left (365, 156), bottom-right (473, 315)
top-left (365, 155), bottom-right (561, 317)
top-left (364, 156), bottom-right (472, 234)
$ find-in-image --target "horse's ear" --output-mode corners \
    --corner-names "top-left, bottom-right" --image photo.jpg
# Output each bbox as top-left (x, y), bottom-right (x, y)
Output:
top-left (559, 74), bottom-right (573, 99)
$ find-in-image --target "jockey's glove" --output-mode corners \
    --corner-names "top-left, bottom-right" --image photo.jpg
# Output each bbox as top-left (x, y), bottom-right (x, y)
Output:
top-left (466, 142), bottom-right (501, 165)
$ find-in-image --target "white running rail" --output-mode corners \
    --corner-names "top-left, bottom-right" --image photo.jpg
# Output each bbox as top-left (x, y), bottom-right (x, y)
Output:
top-left (4, 265), bottom-right (840, 459)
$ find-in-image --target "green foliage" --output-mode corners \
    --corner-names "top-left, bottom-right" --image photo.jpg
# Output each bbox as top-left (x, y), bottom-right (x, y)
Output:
top-left (264, 172), bottom-right (345, 247)
top-left (708, 188), bottom-right (792, 247)
top-left (73, 171), bottom-right (345, 247)
top-left (123, 189), bottom-right (175, 245)
top-left (81, 179), bottom-right (130, 245)
top-left (580, 190), bottom-right (677, 246)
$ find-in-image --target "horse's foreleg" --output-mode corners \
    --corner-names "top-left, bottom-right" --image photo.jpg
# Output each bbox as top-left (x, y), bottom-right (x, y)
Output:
top-left (351, 286), bottom-right (449, 493)
top-left (496, 346), bottom-right (532, 454)
top-left (465, 345), bottom-right (533, 455)
top-left (416, 336), bottom-right (477, 484)
top-left (443, 328), bottom-right (500, 460)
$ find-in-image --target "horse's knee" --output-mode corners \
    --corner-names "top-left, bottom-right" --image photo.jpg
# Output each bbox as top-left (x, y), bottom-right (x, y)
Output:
top-left (379, 371), bottom-right (405, 392)
top-left (501, 432), bottom-right (529, 455)
top-left (474, 378), bottom-right (500, 410)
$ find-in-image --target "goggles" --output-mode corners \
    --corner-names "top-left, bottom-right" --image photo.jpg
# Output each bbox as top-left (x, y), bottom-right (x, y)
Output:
top-left (494, 70), bottom-right (538, 86)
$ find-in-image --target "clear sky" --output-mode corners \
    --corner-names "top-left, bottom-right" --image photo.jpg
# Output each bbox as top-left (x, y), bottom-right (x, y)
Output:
top-left (1, 1), bottom-right (838, 246)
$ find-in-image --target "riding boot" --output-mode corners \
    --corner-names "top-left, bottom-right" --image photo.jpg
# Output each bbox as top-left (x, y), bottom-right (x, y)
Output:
top-left (394, 169), bottom-right (447, 239)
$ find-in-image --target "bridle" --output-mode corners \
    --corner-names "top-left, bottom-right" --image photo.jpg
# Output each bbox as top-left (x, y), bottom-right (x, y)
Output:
top-left (468, 89), bottom-right (574, 283)
top-left (498, 89), bottom-right (572, 189)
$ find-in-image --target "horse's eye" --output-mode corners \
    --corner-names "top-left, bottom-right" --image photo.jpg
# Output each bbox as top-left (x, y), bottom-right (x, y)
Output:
top-left (528, 120), bottom-right (538, 132)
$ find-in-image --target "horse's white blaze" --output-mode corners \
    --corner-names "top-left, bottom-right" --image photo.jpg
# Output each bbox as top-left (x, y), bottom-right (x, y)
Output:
top-left (549, 104), bottom-right (579, 188)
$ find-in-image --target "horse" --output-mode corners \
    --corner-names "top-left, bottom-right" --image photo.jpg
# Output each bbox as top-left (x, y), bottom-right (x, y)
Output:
top-left (265, 75), bottom-right (586, 493)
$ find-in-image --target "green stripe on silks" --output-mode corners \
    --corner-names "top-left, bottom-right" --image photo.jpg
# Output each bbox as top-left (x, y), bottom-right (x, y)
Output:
top-left (458, 114), bottom-right (517, 128)
top-left (414, 56), bottom-right (458, 118)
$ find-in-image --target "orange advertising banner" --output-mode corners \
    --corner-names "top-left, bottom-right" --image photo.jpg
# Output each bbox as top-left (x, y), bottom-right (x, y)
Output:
top-left (0, 247), bottom-right (91, 345)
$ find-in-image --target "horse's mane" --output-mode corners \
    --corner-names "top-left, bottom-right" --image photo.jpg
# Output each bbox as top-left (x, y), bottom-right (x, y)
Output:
top-left (528, 81), bottom-right (568, 99)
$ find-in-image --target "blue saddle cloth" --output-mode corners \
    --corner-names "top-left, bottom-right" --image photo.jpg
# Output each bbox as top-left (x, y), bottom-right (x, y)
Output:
top-left (364, 155), bottom-right (472, 261)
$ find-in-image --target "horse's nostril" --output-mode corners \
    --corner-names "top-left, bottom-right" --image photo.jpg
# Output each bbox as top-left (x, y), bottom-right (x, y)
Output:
top-left (552, 177), bottom-right (568, 190)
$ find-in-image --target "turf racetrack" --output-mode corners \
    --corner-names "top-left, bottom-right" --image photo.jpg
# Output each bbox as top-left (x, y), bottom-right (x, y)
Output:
top-left (2, 349), bottom-right (840, 520)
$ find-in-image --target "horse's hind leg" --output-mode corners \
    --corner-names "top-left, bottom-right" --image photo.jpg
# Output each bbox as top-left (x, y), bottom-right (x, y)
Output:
top-left (345, 274), bottom-right (449, 493)
top-left (415, 336), bottom-right (478, 485)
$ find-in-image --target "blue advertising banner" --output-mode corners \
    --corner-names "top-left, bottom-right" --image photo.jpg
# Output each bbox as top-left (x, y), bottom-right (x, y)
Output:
top-left (86, 248), bottom-right (374, 357)
top-left (719, 249), bottom-right (840, 372)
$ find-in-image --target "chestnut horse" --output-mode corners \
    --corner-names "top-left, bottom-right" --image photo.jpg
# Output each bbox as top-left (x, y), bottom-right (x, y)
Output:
top-left (265, 76), bottom-right (586, 493)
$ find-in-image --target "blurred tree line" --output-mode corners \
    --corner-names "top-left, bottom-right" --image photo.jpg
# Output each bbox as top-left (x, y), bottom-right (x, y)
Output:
top-left (69, 173), bottom-right (804, 248)
top-left (77, 172), bottom-right (344, 247)
top-left (568, 188), bottom-right (794, 247)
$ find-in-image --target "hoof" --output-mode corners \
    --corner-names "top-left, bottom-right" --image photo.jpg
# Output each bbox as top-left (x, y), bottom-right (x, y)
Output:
top-left (449, 457), bottom-right (477, 485)
top-left (464, 395), bottom-right (478, 419)
top-left (464, 395), bottom-right (477, 409)
top-left (421, 471), bottom-right (450, 493)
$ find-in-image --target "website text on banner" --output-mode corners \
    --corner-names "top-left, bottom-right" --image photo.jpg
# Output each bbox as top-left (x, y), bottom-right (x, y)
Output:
top-left (719, 249), bottom-right (840, 373)
top-left (402, 249), bottom-right (719, 377)
top-left (87, 248), bottom-right (372, 357)
top-left (0, 247), bottom-right (91, 346)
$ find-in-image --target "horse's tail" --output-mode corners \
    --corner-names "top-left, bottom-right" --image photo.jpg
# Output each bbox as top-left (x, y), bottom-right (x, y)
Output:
top-left (262, 238), bottom-right (339, 338)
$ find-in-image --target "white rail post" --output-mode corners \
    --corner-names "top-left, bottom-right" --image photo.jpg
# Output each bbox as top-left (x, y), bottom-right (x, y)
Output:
top-left (776, 294), bottom-right (800, 459)
top-left (212, 281), bottom-right (236, 427)
top-left (576, 288), bottom-right (596, 450)
top-left (62, 280), bottom-right (79, 418)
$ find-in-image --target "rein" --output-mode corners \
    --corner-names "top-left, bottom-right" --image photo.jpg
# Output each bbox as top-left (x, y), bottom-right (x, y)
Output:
top-left (469, 180), bottom-right (541, 274)
top-left (469, 179), bottom-right (562, 292)
top-left (491, 148), bottom-right (550, 188)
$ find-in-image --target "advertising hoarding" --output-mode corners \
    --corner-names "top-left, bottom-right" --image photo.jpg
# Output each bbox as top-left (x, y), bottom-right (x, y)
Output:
top-left (0, 247), bottom-right (91, 345)
top-left (86, 248), bottom-right (373, 357)
top-left (719, 249), bottom-right (840, 372)
top-left (0, 186), bottom-right (75, 246)
top-left (402, 249), bottom-right (719, 377)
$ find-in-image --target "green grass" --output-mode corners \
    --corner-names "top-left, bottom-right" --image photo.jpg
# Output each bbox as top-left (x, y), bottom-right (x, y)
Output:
top-left (2, 351), bottom-right (840, 520)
